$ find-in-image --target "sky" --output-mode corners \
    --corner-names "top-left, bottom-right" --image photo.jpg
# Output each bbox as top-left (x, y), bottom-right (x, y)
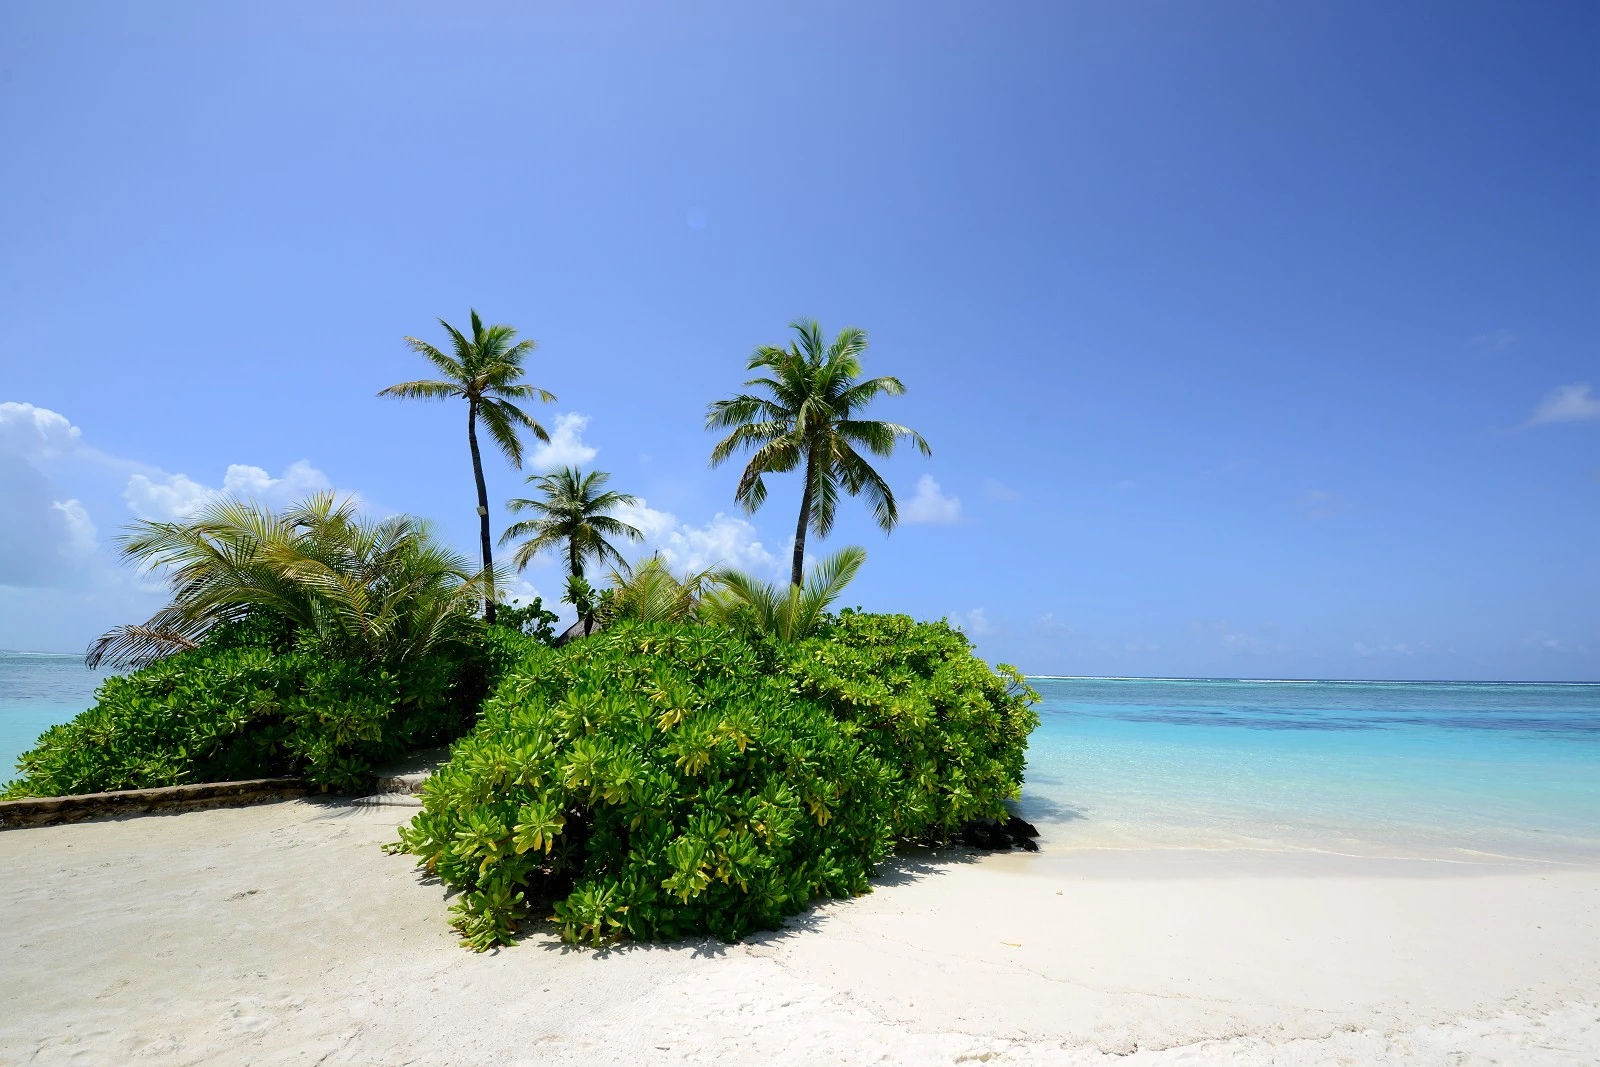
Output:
top-left (1, 2), bottom-right (1596, 680)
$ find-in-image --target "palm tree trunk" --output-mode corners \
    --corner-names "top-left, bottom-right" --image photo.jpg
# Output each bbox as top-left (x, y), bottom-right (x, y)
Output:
top-left (570, 537), bottom-right (582, 580)
top-left (467, 400), bottom-right (497, 624)
top-left (791, 447), bottom-right (815, 587)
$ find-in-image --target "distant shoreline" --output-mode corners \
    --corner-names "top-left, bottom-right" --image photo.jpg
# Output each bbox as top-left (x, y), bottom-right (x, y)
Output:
top-left (3, 653), bottom-right (1594, 686)
top-left (1027, 674), bottom-right (1600, 686)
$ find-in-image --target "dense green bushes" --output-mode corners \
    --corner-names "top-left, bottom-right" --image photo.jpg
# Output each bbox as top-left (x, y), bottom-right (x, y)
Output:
top-left (2, 623), bottom-right (536, 798)
top-left (2, 494), bottom-right (545, 800)
top-left (393, 614), bottom-right (1038, 949)
top-left (783, 610), bottom-right (1039, 839)
top-left (394, 623), bottom-right (896, 948)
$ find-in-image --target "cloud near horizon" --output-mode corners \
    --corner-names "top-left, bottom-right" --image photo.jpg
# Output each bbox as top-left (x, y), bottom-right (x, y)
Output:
top-left (1529, 383), bottom-right (1600, 426)
top-left (124, 460), bottom-right (338, 521)
top-left (0, 403), bottom-right (102, 588)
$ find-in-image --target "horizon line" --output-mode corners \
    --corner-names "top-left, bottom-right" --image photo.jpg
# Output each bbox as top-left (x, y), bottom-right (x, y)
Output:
top-left (1024, 674), bottom-right (1600, 686)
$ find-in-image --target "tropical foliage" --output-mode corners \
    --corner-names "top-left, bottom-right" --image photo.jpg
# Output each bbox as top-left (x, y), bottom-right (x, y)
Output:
top-left (782, 611), bottom-right (1040, 838)
top-left (10, 309), bottom-right (1041, 957)
top-left (599, 555), bottom-right (717, 625)
top-left (379, 309), bottom-right (554, 623)
top-left (392, 623), bottom-right (897, 949)
top-left (701, 546), bottom-right (866, 642)
top-left (87, 494), bottom-right (487, 670)
top-left (707, 319), bottom-right (929, 586)
top-left (501, 466), bottom-right (642, 577)
top-left (392, 615), bottom-right (1038, 949)
top-left (496, 597), bottom-right (560, 644)
top-left (5, 623), bottom-right (532, 797)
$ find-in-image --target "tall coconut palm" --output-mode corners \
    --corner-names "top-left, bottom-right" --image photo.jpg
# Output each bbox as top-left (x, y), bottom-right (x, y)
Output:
top-left (500, 466), bottom-right (643, 578)
top-left (378, 310), bottom-right (554, 623)
top-left (707, 319), bottom-right (930, 587)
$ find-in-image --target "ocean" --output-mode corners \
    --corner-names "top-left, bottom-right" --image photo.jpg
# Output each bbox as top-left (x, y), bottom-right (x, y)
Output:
top-left (0, 653), bottom-right (107, 785)
top-left (1020, 676), bottom-right (1600, 862)
top-left (3, 656), bottom-right (1598, 864)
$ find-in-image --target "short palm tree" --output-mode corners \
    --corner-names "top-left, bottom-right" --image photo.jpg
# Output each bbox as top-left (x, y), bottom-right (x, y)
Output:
top-left (701, 545), bottom-right (866, 642)
top-left (600, 555), bottom-right (718, 625)
top-left (378, 310), bottom-right (554, 624)
top-left (500, 467), bottom-right (643, 578)
top-left (707, 319), bottom-right (929, 587)
top-left (87, 493), bottom-right (488, 669)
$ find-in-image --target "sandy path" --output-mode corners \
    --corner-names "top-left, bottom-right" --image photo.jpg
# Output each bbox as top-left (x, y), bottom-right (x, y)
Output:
top-left (2, 799), bottom-right (1598, 1065)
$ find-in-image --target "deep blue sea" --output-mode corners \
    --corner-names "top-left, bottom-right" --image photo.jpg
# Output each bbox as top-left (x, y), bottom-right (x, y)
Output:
top-left (0, 653), bottom-right (107, 785)
top-left (3, 656), bottom-right (1598, 863)
top-left (1020, 676), bottom-right (1600, 862)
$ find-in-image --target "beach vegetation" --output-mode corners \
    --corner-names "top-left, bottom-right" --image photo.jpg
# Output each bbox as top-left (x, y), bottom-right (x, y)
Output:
top-left (393, 622), bottom-right (896, 948)
top-left (3, 622), bottom-right (532, 797)
top-left (707, 319), bottom-right (931, 587)
top-left (392, 613), bottom-right (1038, 949)
top-left (4, 497), bottom-right (536, 797)
top-left (501, 466), bottom-right (643, 578)
top-left (86, 494), bottom-right (488, 670)
top-left (700, 545), bottom-right (866, 642)
top-left (379, 309), bottom-right (554, 624)
top-left (599, 555), bottom-right (717, 626)
top-left (781, 610), bottom-right (1040, 839)
top-left (495, 597), bottom-right (560, 644)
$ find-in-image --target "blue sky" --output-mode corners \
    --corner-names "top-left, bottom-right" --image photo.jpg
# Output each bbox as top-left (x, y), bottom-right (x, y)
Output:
top-left (2, 3), bottom-right (1596, 680)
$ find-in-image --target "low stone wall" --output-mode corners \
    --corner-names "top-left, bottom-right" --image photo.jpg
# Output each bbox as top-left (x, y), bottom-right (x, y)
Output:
top-left (0, 778), bottom-right (309, 830)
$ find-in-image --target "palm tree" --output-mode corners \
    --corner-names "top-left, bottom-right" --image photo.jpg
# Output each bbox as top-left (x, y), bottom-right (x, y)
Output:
top-left (701, 545), bottom-right (866, 642)
top-left (599, 555), bottom-right (718, 625)
top-left (707, 319), bottom-right (929, 587)
top-left (378, 310), bottom-right (554, 624)
top-left (500, 467), bottom-right (643, 578)
top-left (87, 493), bottom-right (488, 669)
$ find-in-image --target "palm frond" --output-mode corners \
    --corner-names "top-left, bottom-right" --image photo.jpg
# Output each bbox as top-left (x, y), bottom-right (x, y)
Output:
top-left (377, 378), bottom-right (459, 401)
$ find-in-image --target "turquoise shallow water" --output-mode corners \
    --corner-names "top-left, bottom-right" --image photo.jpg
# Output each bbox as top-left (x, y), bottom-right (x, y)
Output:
top-left (4, 657), bottom-right (1598, 864)
top-left (1018, 677), bottom-right (1600, 862)
top-left (0, 653), bottom-right (107, 783)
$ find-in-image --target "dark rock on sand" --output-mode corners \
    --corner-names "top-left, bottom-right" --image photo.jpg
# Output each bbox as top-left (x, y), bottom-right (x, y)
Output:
top-left (955, 814), bottom-right (1041, 852)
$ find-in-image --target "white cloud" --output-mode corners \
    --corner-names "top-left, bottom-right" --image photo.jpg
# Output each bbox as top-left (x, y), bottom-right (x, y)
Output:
top-left (0, 401), bottom-right (83, 458)
top-left (0, 404), bottom-right (102, 589)
top-left (1529, 383), bottom-right (1600, 426)
top-left (613, 500), bottom-right (777, 575)
top-left (983, 479), bottom-right (1021, 502)
top-left (901, 474), bottom-right (962, 524)
top-left (51, 499), bottom-right (97, 555)
top-left (123, 460), bottom-right (335, 521)
top-left (0, 400), bottom-right (368, 649)
top-left (530, 412), bottom-right (598, 470)
top-left (951, 607), bottom-right (992, 636)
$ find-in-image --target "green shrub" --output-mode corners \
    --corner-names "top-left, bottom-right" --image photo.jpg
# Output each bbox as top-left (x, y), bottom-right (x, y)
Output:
top-left (3, 622), bottom-right (536, 799)
top-left (778, 611), bottom-right (1040, 840)
top-left (495, 597), bottom-right (560, 644)
top-left (393, 622), bottom-right (896, 949)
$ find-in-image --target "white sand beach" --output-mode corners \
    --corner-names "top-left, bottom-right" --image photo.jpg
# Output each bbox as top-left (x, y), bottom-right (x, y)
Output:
top-left (3, 799), bottom-right (1598, 1066)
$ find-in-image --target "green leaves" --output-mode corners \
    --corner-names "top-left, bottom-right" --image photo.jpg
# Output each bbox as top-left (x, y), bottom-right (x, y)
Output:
top-left (86, 495), bottom-right (489, 671)
top-left (392, 614), bottom-right (1038, 953)
top-left (702, 545), bottom-right (866, 642)
top-left (706, 319), bottom-right (932, 582)
top-left (501, 466), bottom-right (642, 576)
top-left (4, 623), bottom-right (537, 799)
